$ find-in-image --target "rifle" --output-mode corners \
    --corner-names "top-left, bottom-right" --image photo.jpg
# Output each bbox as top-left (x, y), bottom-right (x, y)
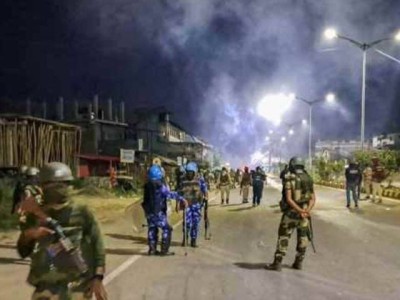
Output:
top-left (307, 216), bottom-right (316, 253)
top-left (203, 198), bottom-right (211, 240)
top-left (20, 197), bottom-right (89, 274)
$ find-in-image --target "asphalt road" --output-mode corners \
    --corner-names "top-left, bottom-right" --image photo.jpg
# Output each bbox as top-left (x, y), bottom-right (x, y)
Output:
top-left (105, 180), bottom-right (400, 300)
top-left (1, 180), bottom-right (400, 299)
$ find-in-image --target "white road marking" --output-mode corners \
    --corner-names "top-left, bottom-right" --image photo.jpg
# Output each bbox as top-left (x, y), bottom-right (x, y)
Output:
top-left (104, 195), bottom-right (217, 285)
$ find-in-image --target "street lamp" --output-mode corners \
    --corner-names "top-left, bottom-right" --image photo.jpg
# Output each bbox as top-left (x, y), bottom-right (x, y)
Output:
top-left (294, 93), bottom-right (335, 170)
top-left (323, 27), bottom-right (400, 150)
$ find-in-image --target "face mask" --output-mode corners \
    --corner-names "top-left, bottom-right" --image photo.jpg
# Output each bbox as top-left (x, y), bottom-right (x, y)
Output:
top-left (43, 183), bottom-right (70, 204)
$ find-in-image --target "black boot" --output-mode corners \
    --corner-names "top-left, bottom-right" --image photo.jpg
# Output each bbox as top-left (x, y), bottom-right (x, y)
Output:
top-left (264, 256), bottom-right (282, 271)
top-left (226, 198), bottom-right (229, 205)
top-left (160, 236), bottom-right (175, 256)
top-left (148, 244), bottom-right (159, 256)
top-left (292, 256), bottom-right (304, 270)
top-left (190, 239), bottom-right (198, 248)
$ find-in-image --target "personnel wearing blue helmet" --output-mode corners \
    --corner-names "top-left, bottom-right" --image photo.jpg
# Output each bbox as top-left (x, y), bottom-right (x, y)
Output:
top-left (179, 162), bottom-right (208, 248)
top-left (142, 165), bottom-right (187, 256)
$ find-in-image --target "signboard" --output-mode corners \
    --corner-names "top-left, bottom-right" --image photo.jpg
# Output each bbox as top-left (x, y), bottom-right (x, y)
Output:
top-left (120, 149), bottom-right (135, 163)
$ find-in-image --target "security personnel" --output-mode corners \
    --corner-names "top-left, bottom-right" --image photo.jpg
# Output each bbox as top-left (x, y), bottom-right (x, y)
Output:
top-left (142, 165), bottom-right (187, 256)
top-left (345, 159), bottom-right (362, 208)
top-left (240, 166), bottom-right (252, 203)
top-left (179, 162), bottom-right (208, 248)
top-left (265, 157), bottom-right (316, 271)
top-left (252, 166), bottom-right (266, 206)
top-left (17, 162), bottom-right (108, 300)
top-left (218, 167), bottom-right (231, 205)
top-left (11, 165), bottom-right (29, 214)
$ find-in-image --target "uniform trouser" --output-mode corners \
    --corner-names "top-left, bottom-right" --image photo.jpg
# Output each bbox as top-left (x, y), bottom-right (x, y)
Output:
top-left (346, 184), bottom-right (358, 206)
top-left (184, 203), bottom-right (202, 240)
top-left (253, 184), bottom-right (263, 205)
top-left (274, 214), bottom-right (309, 261)
top-left (220, 186), bottom-right (230, 203)
top-left (31, 280), bottom-right (91, 300)
top-left (242, 185), bottom-right (250, 202)
top-left (371, 182), bottom-right (383, 201)
top-left (363, 181), bottom-right (372, 197)
top-left (147, 212), bottom-right (172, 249)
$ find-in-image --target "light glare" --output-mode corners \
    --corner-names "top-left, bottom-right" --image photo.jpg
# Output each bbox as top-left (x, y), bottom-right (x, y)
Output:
top-left (257, 93), bottom-right (293, 125)
top-left (395, 30), bottom-right (400, 41)
top-left (324, 28), bottom-right (338, 40)
top-left (326, 93), bottom-right (336, 103)
top-left (302, 119), bottom-right (307, 125)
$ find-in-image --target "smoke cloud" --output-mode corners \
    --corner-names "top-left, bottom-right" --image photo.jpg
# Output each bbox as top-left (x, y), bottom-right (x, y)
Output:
top-left (2, 0), bottom-right (400, 166)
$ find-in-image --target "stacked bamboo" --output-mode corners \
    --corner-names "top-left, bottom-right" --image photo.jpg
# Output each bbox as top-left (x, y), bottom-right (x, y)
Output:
top-left (0, 116), bottom-right (81, 170)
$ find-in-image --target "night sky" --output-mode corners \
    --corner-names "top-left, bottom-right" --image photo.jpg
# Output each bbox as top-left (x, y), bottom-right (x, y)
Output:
top-left (1, 0), bottom-right (400, 165)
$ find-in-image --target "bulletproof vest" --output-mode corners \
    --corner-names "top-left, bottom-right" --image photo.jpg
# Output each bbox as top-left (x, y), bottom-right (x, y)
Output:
top-left (290, 170), bottom-right (313, 205)
top-left (220, 174), bottom-right (230, 186)
top-left (180, 180), bottom-right (202, 205)
top-left (26, 202), bottom-right (93, 286)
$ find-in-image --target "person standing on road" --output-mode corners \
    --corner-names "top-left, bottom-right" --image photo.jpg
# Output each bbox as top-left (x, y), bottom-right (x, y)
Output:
top-left (218, 167), bottom-right (231, 205)
top-left (363, 164), bottom-right (373, 200)
top-left (17, 162), bottom-right (108, 300)
top-left (345, 159), bottom-right (362, 208)
top-left (143, 165), bottom-right (188, 256)
top-left (371, 158), bottom-right (388, 203)
top-left (252, 166), bottom-right (266, 207)
top-left (265, 157), bottom-right (316, 271)
top-left (179, 162), bottom-right (208, 248)
top-left (240, 166), bottom-right (252, 203)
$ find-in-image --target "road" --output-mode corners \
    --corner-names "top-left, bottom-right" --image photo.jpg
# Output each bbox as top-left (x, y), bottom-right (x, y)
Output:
top-left (1, 180), bottom-right (400, 299)
top-left (106, 180), bottom-right (400, 300)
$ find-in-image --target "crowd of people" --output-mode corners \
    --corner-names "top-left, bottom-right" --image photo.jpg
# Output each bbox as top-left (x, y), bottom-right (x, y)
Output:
top-left (345, 156), bottom-right (390, 208)
top-left (9, 153), bottom-right (392, 299)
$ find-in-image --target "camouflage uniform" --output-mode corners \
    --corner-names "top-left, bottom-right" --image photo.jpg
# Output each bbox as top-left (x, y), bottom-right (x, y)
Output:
top-left (17, 163), bottom-right (106, 300)
top-left (266, 161), bottom-right (314, 271)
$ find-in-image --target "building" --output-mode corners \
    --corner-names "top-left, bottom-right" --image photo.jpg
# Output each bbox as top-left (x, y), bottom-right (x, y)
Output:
top-left (128, 107), bottom-right (215, 167)
top-left (372, 133), bottom-right (400, 150)
top-left (315, 139), bottom-right (372, 160)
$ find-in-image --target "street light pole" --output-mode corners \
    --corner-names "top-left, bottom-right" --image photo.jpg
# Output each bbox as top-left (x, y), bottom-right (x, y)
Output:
top-left (324, 28), bottom-right (400, 150)
top-left (308, 104), bottom-right (313, 170)
top-left (361, 49), bottom-right (367, 150)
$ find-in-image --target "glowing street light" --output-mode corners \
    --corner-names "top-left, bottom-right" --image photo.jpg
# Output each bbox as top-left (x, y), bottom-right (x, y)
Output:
top-left (288, 129), bottom-right (294, 135)
top-left (302, 119), bottom-right (307, 125)
top-left (395, 30), bottom-right (400, 41)
top-left (324, 28), bottom-right (338, 40)
top-left (326, 93), bottom-right (336, 103)
top-left (281, 136), bottom-right (286, 142)
top-left (323, 27), bottom-right (400, 150)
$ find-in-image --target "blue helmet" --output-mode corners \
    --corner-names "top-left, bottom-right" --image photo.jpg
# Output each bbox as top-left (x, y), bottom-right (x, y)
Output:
top-left (185, 162), bottom-right (198, 173)
top-left (148, 165), bottom-right (163, 181)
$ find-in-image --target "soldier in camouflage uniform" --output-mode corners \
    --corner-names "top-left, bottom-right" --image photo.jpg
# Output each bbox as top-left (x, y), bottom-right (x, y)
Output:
top-left (265, 157), bottom-right (316, 271)
top-left (179, 162), bottom-right (208, 248)
top-left (17, 162), bottom-right (108, 300)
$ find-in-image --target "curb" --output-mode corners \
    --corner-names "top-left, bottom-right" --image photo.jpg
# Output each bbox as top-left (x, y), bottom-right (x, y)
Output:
top-left (315, 182), bottom-right (400, 203)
